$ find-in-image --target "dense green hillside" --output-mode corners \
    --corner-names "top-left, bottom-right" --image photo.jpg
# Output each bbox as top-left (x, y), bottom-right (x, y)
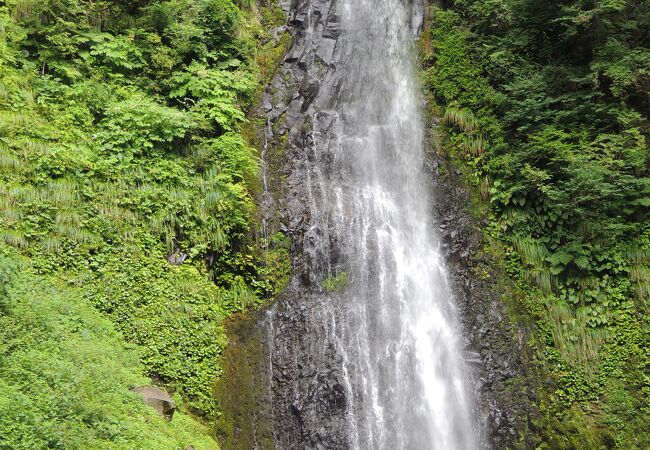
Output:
top-left (422, 1), bottom-right (649, 448)
top-left (0, 250), bottom-right (219, 449)
top-left (0, 0), bottom-right (288, 447)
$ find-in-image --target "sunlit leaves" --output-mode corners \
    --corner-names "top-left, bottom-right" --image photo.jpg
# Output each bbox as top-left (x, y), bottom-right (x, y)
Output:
top-left (90, 34), bottom-right (145, 71)
top-left (0, 0), bottom-right (277, 428)
top-left (169, 62), bottom-right (254, 132)
top-left (98, 95), bottom-right (195, 153)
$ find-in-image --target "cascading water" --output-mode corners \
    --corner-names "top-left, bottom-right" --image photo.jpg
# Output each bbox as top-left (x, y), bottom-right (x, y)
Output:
top-left (259, 0), bottom-right (481, 448)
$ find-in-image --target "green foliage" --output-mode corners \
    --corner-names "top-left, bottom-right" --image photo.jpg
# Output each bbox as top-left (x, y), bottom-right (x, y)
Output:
top-left (322, 272), bottom-right (348, 293)
top-left (169, 61), bottom-right (254, 132)
top-left (425, 3), bottom-right (649, 447)
top-left (0, 251), bottom-right (218, 450)
top-left (99, 94), bottom-right (195, 153)
top-left (90, 34), bottom-right (146, 71)
top-left (255, 231), bottom-right (291, 298)
top-left (0, 0), bottom-right (290, 444)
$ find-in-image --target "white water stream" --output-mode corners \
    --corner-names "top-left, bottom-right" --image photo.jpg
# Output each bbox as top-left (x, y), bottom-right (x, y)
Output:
top-left (267, 1), bottom-right (480, 448)
top-left (314, 1), bottom-right (477, 448)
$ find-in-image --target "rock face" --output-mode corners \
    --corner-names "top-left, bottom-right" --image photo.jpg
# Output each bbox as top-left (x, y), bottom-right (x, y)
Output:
top-left (255, 0), bottom-right (363, 447)
top-left (133, 386), bottom-right (176, 420)
top-left (217, 0), bottom-right (542, 449)
top-left (426, 122), bottom-right (543, 448)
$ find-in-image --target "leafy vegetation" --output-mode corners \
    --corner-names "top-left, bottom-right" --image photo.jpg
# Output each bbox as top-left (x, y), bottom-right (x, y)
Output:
top-left (0, 0), bottom-right (290, 445)
top-left (322, 271), bottom-right (349, 293)
top-left (0, 249), bottom-right (218, 449)
top-left (422, 2), bottom-right (649, 447)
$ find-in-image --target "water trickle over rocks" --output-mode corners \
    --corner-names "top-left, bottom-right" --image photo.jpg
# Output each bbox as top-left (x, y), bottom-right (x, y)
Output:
top-left (216, 1), bottom-right (543, 449)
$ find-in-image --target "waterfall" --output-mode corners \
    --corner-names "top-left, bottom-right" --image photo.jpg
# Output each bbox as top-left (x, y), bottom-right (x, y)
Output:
top-left (261, 1), bottom-right (480, 448)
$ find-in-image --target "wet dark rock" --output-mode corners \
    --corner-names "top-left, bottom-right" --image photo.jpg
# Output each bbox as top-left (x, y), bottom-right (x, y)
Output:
top-left (428, 122), bottom-right (542, 448)
top-left (216, 0), bottom-right (541, 448)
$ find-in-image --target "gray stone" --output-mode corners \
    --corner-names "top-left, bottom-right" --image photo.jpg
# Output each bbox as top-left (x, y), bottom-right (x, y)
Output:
top-left (133, 386), bottom-right (176, 420)
top-left (220, 0), bottom-right (543, 447)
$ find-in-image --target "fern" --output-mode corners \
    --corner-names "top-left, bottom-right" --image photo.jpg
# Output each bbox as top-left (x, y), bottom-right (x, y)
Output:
top-left (0, 229), bottom-right (28, 249)
top-left (443, 105), bottom-right (478, 132)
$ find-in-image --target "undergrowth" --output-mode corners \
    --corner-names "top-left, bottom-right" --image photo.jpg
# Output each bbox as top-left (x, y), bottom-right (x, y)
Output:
top-left (421, 3), bottom-right (649, 448)
top-left (0, 249), bottom-right (218, 449)
top-left (0, 0), bottom-right (290, 446)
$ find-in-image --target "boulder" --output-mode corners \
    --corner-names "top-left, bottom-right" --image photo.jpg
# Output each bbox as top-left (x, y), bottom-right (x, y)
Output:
top-left (133, 386), bottom-right (176, 420)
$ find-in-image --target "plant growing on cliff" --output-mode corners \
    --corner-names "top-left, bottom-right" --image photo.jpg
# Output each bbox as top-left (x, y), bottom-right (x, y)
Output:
top-left (0, 0), bottom-right (289, 444)
top-left (322, 271), bottom-right (349, 293)
top-left (425, 4), bottom-right (649, 448)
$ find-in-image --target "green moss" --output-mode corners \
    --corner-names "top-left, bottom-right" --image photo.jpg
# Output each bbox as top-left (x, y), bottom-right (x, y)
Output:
top-left (214, 312), bottom-right (274, 450)
top-left (322, 272), bottom-right (348, 293)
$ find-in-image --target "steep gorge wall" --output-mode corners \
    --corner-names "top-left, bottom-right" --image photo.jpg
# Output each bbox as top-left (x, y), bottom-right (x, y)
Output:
top-left (216, 1), bottom-right (544, 448)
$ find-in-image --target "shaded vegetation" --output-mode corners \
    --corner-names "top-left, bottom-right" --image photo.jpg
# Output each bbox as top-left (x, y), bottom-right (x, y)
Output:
top-left (422, 1), bottom-right (649, 447)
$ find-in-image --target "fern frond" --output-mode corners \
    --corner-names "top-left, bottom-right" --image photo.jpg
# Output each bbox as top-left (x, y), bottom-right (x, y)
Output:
top-left (0, 229), bottom-right (28, 248)
top-left (443, 106), bottom-right (478, 133)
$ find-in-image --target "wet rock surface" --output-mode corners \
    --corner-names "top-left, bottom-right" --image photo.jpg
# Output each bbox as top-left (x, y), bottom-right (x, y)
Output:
top-left (427, 121), bottom-right (542, 448)
top-left (253, 0), bottom-right (354, 447)
top-left (219, 0), bottom-right (541, 448)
